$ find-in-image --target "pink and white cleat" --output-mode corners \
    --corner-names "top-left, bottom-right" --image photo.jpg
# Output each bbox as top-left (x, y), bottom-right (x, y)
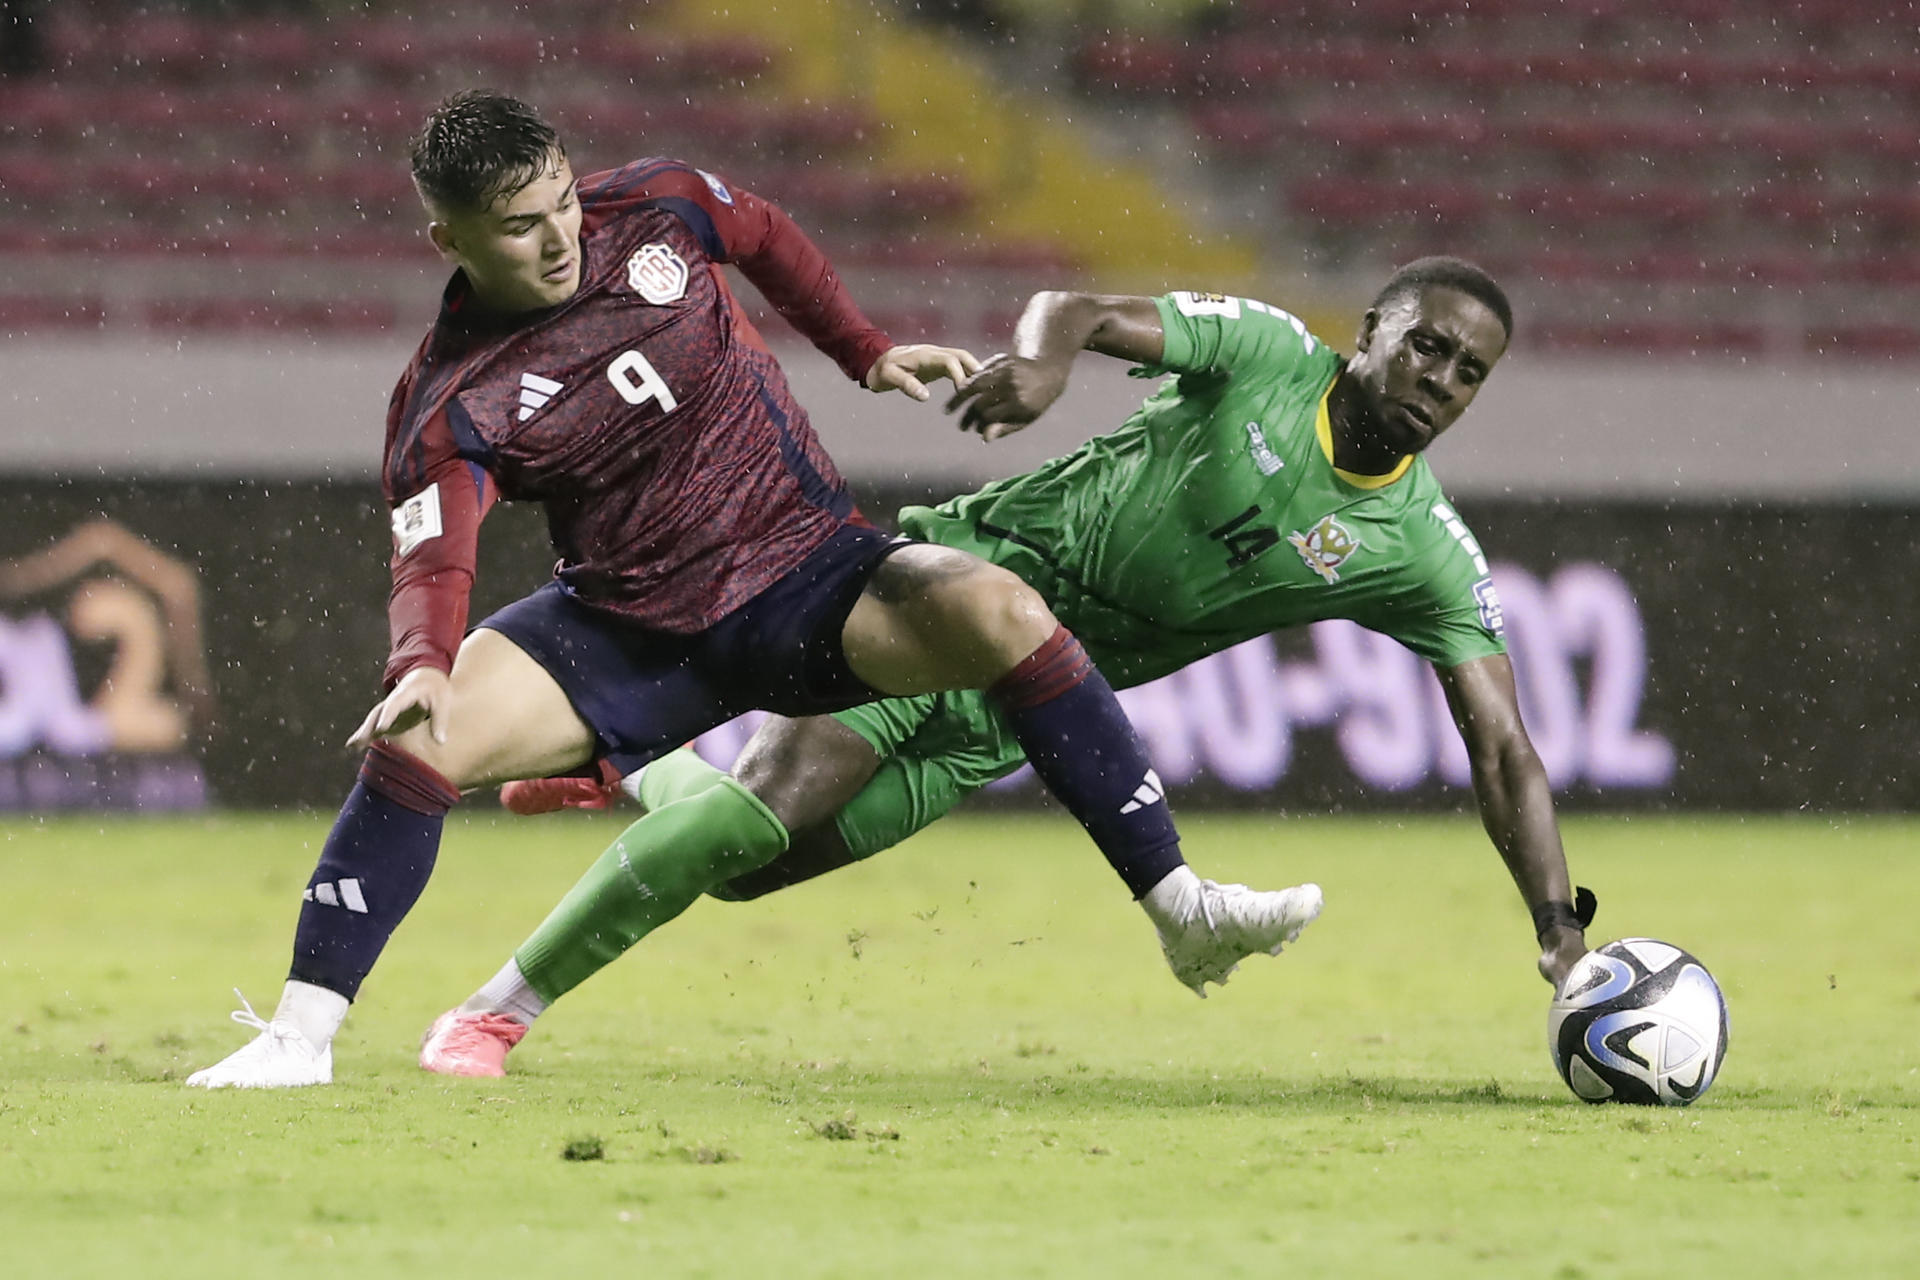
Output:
top-left (419, 1008), bottom-right (529, 1077)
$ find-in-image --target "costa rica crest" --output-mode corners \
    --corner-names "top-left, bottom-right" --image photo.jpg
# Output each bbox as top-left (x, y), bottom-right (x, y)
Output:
top-left (626, 242), bottom-right (689, 304)
top-left (1287, 513), bottom-right (1362, 583)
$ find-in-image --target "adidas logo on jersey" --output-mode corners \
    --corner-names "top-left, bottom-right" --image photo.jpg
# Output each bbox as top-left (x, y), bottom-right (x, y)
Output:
top-left (304, 878), bottom-right (368, 913)
top-left (1120, 769), bottom-right (1165, 814)
top-left (518, 372), bottom-right (563, 421)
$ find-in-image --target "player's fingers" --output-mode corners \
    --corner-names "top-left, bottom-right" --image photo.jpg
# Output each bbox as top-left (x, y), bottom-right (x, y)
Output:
top-left (372, 697), bottom-right (407, 740)
top-left (954, 348), bottom-right (985, 377)
top-left (894, 371), bottom-right (930, 401)
top-left (345, 701), bottom-right (385, 752)
top-left (935, 353), bottom-right (970, 387)
top-left (945, 380), bottom-right (984, 414)
top-left (427, 693), bottom-right (450, 746)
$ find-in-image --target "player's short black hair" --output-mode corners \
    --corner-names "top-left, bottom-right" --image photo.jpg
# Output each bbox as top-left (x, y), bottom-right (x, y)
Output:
top-left (409, 90), bottom-right (566, 215)
top-left (1371, 256), bottom-right (1514, 340)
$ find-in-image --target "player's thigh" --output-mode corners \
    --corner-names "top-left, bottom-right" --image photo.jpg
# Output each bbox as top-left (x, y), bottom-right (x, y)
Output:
top-left (386, 627), bottom-right (595, 788)
top-left (732, 712), bottom-right (883, 834)
top-left (839, 543), bottom-right (1057, 694)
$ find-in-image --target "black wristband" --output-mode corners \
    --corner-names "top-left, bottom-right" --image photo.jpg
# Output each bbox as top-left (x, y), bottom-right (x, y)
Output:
top-left (1532, 886), bottom-right (1598, 943)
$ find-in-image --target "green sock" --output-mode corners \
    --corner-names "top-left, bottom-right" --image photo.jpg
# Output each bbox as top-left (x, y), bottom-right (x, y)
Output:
top-left (634, 746), bottom-right (729, 811)
top-left (514, 776), bottom-right (789, 1002)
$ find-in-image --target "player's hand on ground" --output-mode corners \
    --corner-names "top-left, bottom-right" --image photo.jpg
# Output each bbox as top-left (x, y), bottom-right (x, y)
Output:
top-left (864, 344), bottom-right (983, 401)
top-left (945, 353), bottom-right (1069, 441)
top-left (347, 665), bottom-right (453, 751)
top-left (1537, 925), bottom-right (1587, 989)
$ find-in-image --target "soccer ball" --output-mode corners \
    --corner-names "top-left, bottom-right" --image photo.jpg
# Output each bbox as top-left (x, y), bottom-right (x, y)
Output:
top-left (1548, 938), bottom-right (1729, 1106)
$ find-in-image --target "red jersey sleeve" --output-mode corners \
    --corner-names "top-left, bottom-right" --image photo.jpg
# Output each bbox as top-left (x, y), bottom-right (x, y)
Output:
top-left (379, 380), bottom-right (499, 689)
top-left (382, 455), bottom-right (496, 689)
top-left (600, 162), bottom-right (894, 383)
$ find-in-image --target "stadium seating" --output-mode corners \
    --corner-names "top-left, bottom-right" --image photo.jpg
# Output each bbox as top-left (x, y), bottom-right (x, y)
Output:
top-left (0, 0), bottom-right (1024, 339)
top-left (1, 0), bottom-right (1906, 355)
top-left (1058, 0), bottom-right (1913, 356)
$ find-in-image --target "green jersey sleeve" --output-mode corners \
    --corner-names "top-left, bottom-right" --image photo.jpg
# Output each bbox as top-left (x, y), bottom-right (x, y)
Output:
top-left (1147, 292), bottom-right (1330, 388)
top-left (1365, 497), bottom-right (1509, 670)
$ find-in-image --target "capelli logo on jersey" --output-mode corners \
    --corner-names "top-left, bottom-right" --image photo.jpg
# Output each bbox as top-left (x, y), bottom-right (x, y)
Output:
top-left (626, 243), bottom-right (688, 305)
top-left (1287, 514), bottom-right (1361, 583)
top-left (1244, 421), bottom-right (1284, 475)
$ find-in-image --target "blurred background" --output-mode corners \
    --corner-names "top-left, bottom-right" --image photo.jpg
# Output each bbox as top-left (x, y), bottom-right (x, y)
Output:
top-left (1, 0), bottom-right (1914, 814)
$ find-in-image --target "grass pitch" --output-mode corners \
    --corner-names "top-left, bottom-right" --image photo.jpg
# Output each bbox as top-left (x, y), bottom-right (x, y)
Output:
top-left (2, 811), bottom-right (1915, 1278)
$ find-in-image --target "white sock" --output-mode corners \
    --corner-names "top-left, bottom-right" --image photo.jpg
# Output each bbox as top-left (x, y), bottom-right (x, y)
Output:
top-left (273, 979), bottom-right (350, 1050)
top-left (617, 769), bottom-right (645, 802)
top-left (1140, 864), bottom-right (1204, 931)
top-left (468, 957), bottom-right (548, 1026)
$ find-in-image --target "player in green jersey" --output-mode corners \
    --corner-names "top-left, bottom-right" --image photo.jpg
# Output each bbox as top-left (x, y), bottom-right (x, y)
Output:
top-left (422, 257), bottom-right (1594, 1077)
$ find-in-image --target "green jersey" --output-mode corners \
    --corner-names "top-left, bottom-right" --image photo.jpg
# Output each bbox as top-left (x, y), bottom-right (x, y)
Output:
top-left (900, 291), bottom-right (1506, 688)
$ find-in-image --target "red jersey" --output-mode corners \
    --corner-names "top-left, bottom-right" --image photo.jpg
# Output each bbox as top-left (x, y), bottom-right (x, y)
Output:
top-left (378, 159), bottom-right (894, 688)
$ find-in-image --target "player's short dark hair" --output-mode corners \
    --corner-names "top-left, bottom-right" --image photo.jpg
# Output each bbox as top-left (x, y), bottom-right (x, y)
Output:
top-left (1371, 256), bottom-right (1514, 340)
top-left (409, 90), bottom-right (565, 215)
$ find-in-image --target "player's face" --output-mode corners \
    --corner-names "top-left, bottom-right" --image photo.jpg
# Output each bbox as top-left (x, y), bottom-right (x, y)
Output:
top-left (429, 153), bottom-right (583, 313)
top-left (1348, 286), bottom-right (1507, 454)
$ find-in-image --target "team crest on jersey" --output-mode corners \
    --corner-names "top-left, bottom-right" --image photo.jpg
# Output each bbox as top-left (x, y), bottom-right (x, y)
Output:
top-left (626, 243), bottom-right (689, 305)
top-left (1287, 514), bottom-right (1361, 583)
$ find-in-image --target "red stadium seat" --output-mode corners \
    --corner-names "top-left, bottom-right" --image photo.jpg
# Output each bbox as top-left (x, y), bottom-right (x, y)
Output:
top-left (1528, 321), bottom-right (1769, 357)
top-left (51, 10), bottom-right (218, 80)
top-left (0, 153), bottom-right (65, 203)
top-left (1289, 177), bottom-right (1489, 227)
top-left (214, 21), bottom-right (323, 81)
top-left (1188, 104), bottom-right (1282, 156)
top-left (0, 84), bottom-right (91, 141)
top-left (578, 32), bottom-right (776, 83)
top-left (0, 295), bottom-right (110, 334)
top-left (1298, 109), bottom-right (1490, 152)
top-left (1805, 326), bottom-right (1920, 358)
top-left (1072, 36), bottom-right (1192, 95)
top-left (145, 298), bottom-right (399, 335)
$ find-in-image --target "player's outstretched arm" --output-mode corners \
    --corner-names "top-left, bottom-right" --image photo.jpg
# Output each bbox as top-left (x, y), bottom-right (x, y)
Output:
top-left (1435, 655), bottom-right (1588, 987)
top-left (946, 292), bottom-right (1165, 441)
top-left (864, 344), bottom-right (984, 402)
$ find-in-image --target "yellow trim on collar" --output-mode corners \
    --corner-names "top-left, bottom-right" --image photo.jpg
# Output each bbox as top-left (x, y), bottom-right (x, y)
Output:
top-left (1316, 383), bottom-right (1413, 489)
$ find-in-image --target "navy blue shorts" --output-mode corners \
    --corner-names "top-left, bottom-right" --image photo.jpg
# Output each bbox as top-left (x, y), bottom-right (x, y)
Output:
top-left (478, 524), bottom-right (910, 777)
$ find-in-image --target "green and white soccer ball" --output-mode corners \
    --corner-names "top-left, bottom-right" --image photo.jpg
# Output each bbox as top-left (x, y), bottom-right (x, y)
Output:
top-left (1548, 938), bottom-right (1729, 1106)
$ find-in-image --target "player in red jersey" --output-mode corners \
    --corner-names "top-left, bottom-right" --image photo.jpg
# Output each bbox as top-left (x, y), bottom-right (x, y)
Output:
top-left (188, 92), bottom-right (1316, 1088)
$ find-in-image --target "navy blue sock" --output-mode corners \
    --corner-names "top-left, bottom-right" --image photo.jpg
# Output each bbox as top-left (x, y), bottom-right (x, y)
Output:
top-left (288, 742), bottom-right (460, 1001)
top-left (989, 626), bottom-right (1185, 898)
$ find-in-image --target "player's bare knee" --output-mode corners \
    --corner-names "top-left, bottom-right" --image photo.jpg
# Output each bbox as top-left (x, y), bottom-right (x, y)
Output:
top-left (888, 553), bottom-right (1051, 646)
top-left (945, 566), bottom-right (1057, 665)
top-left (734, 717), bottom-right (880, 833)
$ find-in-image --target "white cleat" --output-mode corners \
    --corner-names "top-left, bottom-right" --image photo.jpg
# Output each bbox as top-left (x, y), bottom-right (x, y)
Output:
top-left (185, 990), bottom-right (332, 1089)
top-left (1146, 869), bottom-right (1324, 997)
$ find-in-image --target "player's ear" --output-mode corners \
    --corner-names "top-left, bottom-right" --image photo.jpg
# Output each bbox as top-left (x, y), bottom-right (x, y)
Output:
top-left (426, 219), bottom-right (461, 263)
top-left (1354, 308), bottom-right (1380, 354)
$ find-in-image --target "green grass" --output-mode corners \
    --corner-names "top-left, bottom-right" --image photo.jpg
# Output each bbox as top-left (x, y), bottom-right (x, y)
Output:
top-left (2, 812), bottom-right (1915, 1278)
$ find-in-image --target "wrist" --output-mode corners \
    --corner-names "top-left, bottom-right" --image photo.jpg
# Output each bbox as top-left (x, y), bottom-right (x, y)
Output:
top-left (1530, 885), bottom-right (1598, 945)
